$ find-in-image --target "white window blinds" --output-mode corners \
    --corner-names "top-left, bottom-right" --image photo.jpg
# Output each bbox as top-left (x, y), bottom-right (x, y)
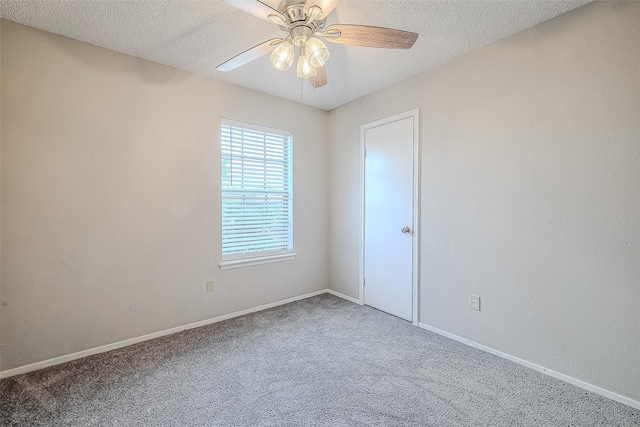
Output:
top-left (221, 119), bottom-right (293, 259)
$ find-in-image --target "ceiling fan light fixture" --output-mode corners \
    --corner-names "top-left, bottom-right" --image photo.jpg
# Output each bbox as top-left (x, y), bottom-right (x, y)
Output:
top-left (270, 38), bottom-right (295, 71)
top-left (218, 0), bottom-right (420, 90)
top-left (305, 36), bottom-right (330, 68)
top-left (296, 50), bottom-right (317, 79)
top-left (292, 32), bottom-right (308, 48)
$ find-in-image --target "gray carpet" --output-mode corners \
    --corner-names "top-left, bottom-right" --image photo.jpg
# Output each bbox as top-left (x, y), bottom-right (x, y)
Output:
top-left (1, 294), bottom-right (638, 426)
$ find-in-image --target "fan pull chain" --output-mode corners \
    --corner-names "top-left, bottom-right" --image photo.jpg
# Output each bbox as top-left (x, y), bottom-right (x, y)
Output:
top-left (300, 78), bottom-right (304, 100)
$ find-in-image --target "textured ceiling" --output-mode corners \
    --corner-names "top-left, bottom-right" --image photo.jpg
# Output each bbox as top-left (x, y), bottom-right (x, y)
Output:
top-left (1, 0), bottom-right (592, 110)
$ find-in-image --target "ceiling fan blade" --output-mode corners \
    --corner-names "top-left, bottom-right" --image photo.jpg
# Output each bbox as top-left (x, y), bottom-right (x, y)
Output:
top-left (323, 25), bottom-right (418, 49)
top-left (309, 65), bottom-right (327, 88)
top-left (223, 0), bottom-right (287, 23)
top-left (216, 39), bottom-right (281, 72)
top-left (304, 0), bottom-right (340, 19)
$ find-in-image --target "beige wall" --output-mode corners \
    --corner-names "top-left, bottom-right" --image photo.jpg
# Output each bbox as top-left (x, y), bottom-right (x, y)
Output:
top-left (0, 19), bottom-right (3, 367)
top-left (328, 1), bottom-right (640, 402)
top-left (0, 20), bottom-right (328, 371)
top-left (2, 0), bottom-right (639, 406)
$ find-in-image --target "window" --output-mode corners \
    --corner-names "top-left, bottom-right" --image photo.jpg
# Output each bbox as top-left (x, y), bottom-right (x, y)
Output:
top-left (219, 119), bottom-right (295, 270)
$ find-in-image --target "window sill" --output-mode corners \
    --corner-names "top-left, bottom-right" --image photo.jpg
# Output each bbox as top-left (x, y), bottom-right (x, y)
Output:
top-left (219, 252), bottom-right (297, 270)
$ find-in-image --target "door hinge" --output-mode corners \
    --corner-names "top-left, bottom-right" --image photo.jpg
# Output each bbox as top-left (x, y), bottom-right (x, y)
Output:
top-left (364, 149), bottom-right (367, 158)
top-left (363, 278), bottom-right (366, 287)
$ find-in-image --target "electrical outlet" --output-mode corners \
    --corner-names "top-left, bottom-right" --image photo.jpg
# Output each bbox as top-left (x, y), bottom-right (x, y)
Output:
top-left (206, 280), bottom-right (215, 293)
top-left (470, 295), bottom-right (481, 311)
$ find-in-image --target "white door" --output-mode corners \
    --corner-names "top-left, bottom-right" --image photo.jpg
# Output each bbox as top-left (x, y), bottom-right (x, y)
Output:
top-left (363, 113), bottom-right (416, 322)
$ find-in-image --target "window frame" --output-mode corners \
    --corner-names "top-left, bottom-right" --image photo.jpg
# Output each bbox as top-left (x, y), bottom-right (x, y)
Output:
top-left (219, 118), bottom-right (296, 270)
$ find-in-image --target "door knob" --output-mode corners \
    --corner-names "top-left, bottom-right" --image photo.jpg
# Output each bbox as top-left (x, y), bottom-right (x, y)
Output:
top-left (401, 226), bottom-right (411, 234)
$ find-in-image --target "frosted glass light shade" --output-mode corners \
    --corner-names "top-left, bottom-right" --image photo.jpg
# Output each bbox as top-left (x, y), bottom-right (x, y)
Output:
top-left (296, 52), bottom-right (317, 79)
top-left (270, 39), bottom-right (294, 71)
top-left (306, 37), bottom-right (330, 68)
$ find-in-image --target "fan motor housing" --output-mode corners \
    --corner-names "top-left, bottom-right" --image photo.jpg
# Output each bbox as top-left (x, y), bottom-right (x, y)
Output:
top-left (277, 0), bottom-right (326, 32)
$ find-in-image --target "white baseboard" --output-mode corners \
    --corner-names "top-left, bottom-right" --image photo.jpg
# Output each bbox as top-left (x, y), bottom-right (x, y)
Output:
top-left (7, 293), bottom-right (635, 411)
top-left (418, 323), bottom-right (640, 411)
top-left (0, 289), bottom-right (328, 379)
top-left (327, 289), bottom-right (362, 305)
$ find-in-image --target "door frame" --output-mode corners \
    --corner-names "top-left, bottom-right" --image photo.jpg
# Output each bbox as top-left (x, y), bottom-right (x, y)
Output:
top-left (359, 108), bottom-right (420, 326)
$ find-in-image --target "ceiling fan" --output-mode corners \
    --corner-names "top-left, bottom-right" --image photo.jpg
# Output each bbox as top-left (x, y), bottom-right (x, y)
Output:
top-left (216, 0), bottom-right (419, 89)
